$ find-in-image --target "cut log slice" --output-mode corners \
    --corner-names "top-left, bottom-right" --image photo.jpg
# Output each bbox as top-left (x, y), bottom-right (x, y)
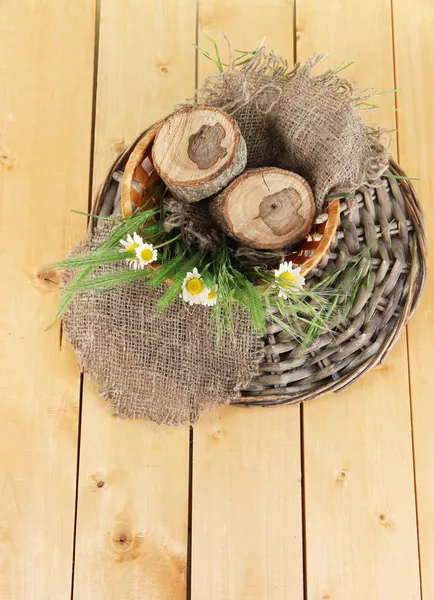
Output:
top-left (152, 105), bottom-right (247, 203)
top-left (211, 168), bottom-right (316, 250)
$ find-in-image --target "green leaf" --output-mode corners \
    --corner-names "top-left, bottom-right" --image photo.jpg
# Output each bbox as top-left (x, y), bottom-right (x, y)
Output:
top-left (156, 282), bottom-right (183, 312)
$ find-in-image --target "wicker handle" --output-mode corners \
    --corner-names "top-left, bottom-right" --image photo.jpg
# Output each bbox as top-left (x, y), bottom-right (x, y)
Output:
top-left (293, 198), bottom-right (340, 275)
top-left (120, 124), bottom-right (161, 218)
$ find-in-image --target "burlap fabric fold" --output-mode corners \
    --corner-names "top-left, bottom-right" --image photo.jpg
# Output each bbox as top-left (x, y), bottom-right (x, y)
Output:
top-left (195, 49), bottom-right (389, 211)
top-left (62, 224), bottom-right (263, 425)
top-left (165, 50), bottom-right (389, 261)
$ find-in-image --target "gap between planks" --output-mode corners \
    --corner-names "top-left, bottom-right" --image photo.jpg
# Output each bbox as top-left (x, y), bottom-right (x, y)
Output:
top-left (70, 2), bottom-right (101, 599)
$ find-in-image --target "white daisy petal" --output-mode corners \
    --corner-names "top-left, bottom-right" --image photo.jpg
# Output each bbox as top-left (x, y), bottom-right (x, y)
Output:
top-left (135, 243), bottom-right (158, 267)
top-left (133, 232), bottom-right (143, 245)
top-left (273, 260), bottom-right (305, 297)
top-left (202, 285), bottom-right (218, 307)
top-left (119, 232), bottom-right (145, 269)
top-left (181, 269), bottom-right (208, 305)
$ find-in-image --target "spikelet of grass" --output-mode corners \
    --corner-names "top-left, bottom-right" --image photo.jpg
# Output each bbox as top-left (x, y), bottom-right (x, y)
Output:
top-left (326, 49), bottom-right (356, 78)
top-left (63, 267), bottom-right (153, 294)
top-left (194, 34), bottom-right (263, 73)
top-left (193, 33), bottom-right (226, 72)
top-left (357, 101), bottom-right (402, 111)
top-left (53, 201), bottom-right (162, 316)
top-left (53, 248), bottom-right (135, 271)
top-left (231, 269), bottom-right (266, 333)
top-left (154, 254), bottom-right (204, 311)
top-left (70, 209), bottom-right (122, 221)
top-left (384, 172), bottom-right (420, 181)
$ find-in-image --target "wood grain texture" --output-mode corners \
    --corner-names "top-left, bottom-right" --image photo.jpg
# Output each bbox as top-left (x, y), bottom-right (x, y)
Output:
top-left (2, 2), bottom-right (432, 597)
top-left (297, 1), bottom-right (421, 598)
top-left (72, 2), bottom-right (196, 598)
top-left (212, 168), bottom-right (315, 249)
top-left (0, 2), bottom-right (95, 598)
top-left (197, 0), bottom-right (294, 81)
top-left (192, 3), bottom-right (303, 599)
top-left (152, 105), bottom-right (247, 202)
top-left (393, 0), bottom-right (434, 596)
top-left (192, 408), bottom-right (303, 600)
top-left (91, 0), bottom-right (197, 193)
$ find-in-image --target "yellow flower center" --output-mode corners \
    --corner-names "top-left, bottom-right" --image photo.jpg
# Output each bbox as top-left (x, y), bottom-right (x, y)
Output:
top-left (208, 289), bottom-right (217, 300)
top-left (279, 271), bottom-right (296, 287)
top-left (186, 278), bottom-right (204, 295)
top-left (125, 242), bottom-right (139, 254)
top-left (139, 247), bottom-right (154, 262)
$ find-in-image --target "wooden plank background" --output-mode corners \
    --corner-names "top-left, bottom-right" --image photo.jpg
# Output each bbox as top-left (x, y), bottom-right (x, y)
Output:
top-left (0, 2), bottom-right (95, 598)
top-left (0, 1), bottom-right (432, 599)
top-left (297, 2), bottom-right (421, 599)
top-left (393, 0), bottom-right (434, 597)
top-left (72, 2), bottom-right (196, 599)
top-left (192, 4), bottom-right (303, 600)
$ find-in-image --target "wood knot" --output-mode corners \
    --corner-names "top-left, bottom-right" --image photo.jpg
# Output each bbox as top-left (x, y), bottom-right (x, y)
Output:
top-left (35, 269), bottom-right (61, 291)
top-left (212, 428), bottom-right (222, 440)
top-left (187, 123), bottom-right (227, 170)
top-left (106, 528), bottom-right (143, 562)
top-left (89, 473), bottom-right (106, 490)
top-left (0, 145), bottom-right (14, 169)
top-left (110, 138), bottom-right (127, 155)
top-left (377, 512), bottom-right (391, 526)
top-left (336, 469), bottom-right (348, 482)
top-left (155, 60), bottom-right (169, 74)
top-left (259, 187), bottom-right (304, 236)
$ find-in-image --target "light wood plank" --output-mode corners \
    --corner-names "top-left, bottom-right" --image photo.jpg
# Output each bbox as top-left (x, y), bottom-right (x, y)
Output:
top-left (192, 4), bottom-right (303, 599)
top-left (72, 2), bottom-right (196, 599)
top-left (192, 407), bottom-right (303, 600)
top-left (0, 2), bottom-right (95, 598)
top-left (297, 2), bottom-right (421, 598)
top-left (393, 0), bottom-right (434, 596)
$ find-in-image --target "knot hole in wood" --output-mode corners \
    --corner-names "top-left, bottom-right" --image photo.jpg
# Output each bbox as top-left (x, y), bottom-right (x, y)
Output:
top-left (259, 187), bottom-right (304, 236)
top-left (187, 123), bottom-right (228, 170)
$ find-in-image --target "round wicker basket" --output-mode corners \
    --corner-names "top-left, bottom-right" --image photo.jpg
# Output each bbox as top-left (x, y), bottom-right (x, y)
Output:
top-left (91, 125), bottom-right (427, 407)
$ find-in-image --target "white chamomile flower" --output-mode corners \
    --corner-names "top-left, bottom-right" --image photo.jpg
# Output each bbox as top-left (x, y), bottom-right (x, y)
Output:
top-left (203, 285), bottom-right (218, 307)
top-left (135, 243), bottom-right (158, 268)
top-left (274, 261), bottom-right (305, 299)
top-left (120, 232), bottom-right (143, 268)
top-left (181, 268), bottom-right (208, 305)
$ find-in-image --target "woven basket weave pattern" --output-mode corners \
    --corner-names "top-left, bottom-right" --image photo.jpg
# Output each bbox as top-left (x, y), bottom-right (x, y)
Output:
top-left (92, 135), bottom-right (426, 407)
top-left (240, 162), bottom-right (426, 404)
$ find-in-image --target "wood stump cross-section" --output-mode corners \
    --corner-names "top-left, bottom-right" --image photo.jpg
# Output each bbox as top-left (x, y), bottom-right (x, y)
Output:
top-left (152, 105), bottom-right (247, 203)
top-left (211, 168), bottom-right (316, 249)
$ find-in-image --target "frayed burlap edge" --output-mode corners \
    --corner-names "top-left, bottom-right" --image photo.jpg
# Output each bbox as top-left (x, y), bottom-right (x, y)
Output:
top-left (194, 48), bottom-right (390, 205)
top-left (61, 225), bottom-right (265, 426)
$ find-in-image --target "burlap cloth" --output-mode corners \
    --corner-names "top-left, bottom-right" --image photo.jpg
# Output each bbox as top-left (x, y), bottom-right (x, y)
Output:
top-left (164, 49), bottom-right (389, 263)
top-left (196, 49), bottom-right (389, 211)
top-left (62, 224), bottom-right (263, 425)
